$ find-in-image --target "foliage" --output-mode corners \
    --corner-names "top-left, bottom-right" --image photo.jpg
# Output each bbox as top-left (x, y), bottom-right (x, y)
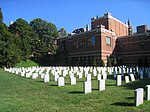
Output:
top-left (15, 59), bottom-right (39, 67)
top-left (30, 18), bottom-right (59, 55)
top-left (100, 59), bottom-right (105, 67)
top-left (9, 18), bottom-right (37, 60)
top-left (0, 8), bottom-right (3, 22)
top-left (107, 56), bottom-right (112, 67)
top-left (58, 28), bottom-right (67, 38)
top-left (0, 22), bottom-right (21, 67)
top-left (92, 57), bottom-right (97, 66)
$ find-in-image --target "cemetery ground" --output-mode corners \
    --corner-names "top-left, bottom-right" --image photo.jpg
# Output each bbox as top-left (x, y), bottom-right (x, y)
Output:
top-left (1, 69), bottom-right (150, 112)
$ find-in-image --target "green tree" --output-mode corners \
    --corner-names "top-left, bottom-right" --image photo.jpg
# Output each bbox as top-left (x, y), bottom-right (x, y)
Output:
top-left (107, 56), bottom-right (112, 67)
top-left (30, 18), bottom-right (58, 55)
top-left (100, 59), bottom-right (105, 67)
top-left (0, 22), bottom-right (20, 67)
top-left (92, 57), bottom-right (97, 66)
top-left (9, 18), bottom-right (37, 60)
top-left (58, 28), bottom-right (67, 38)
top-left (0, 8), bottom-right (3, 22)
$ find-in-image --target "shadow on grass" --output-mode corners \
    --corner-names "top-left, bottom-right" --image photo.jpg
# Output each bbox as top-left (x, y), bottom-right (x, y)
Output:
top-left (106, 84), bottom-right (116, 86)
top-left (92, 88), bottom-right (98, 91)
top-left (107, 75), bottom-right (116, 80)
top-left (68, 91), bottom-right (84, 94)
top-left (126, 97), bottom-right (134, 100)
top-left (111, 102), bottom-right (134, 107)
top-left (122, 78), bottom-right (150, 90)
top-left (65, 82), bottom-right (70, 85)
top-left (36, 80), bottom-right (43, 83)
top-left (49, 84), bottom-right (57, 86)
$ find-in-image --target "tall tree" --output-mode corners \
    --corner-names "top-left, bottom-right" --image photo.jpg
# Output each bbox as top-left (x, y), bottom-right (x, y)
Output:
top-left (0, 8), bottom-right (3, 22)
top-left (9, 18), bottom-right (37, 60)
top-left (30, 18), bottom-right (58, 55)
top-left (58, 28), bottom-right (67, 38)
top-left (0, 22), bottom-right (20, 67)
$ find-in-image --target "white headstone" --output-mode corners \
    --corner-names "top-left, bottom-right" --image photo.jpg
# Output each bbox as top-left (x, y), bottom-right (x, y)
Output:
top-left (98, 79), bottom-right (105, 91)
top-left (84, 81), bottom-right (92, 94)
top-left (125, 76), bottom-right (130, 83)
top-left (130, 74), bottom-right (135, 81)
top-left (70, 77), bottom-right (76, 85)
top-left (117, 75), bottom-right (122, 86)
top-left (54, 73), bottom-right (59, 81)
top-left (113, 71), bottom-right (117, 78)
top-left (26, 72), bottom-right (31, 78)
top-left (21, 72), bottom-right (25, 77)
top-left (32, 73), bottom-right (38, 79)
top-left (78, 72), bottom-right (83, 79)
top-left (86, 74), bottom-right (91, 81)
top-left (58, 77), bottom-right (65, 86)
top-left (97, 74), bottom-right (101, 80)
top-left (44, 74), bottom-right (49, 82)
top-left (146, 85), bottom-right (150, 100)
top-left (41, 73), bottom-right (45, 79)
top-left (139, 70), bottom-right (143, 79)
top-left (134, 88), bottom-right (144, 106)
top-left (102, 72), bottom-right (107, 80)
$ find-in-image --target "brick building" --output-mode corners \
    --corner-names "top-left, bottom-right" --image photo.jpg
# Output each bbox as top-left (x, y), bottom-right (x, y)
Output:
top-left (57, 13), bottom-right (150, 66)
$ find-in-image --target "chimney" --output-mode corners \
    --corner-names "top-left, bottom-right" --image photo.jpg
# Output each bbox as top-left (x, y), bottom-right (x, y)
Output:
top-left (86, 24), bottom-right (89, 31)
top-left (137, 25), bottom-right (148, 34)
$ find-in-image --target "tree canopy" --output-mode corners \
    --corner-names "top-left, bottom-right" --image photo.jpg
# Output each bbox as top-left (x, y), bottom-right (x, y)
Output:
top-left (0, 8), bottom-right (68, 67)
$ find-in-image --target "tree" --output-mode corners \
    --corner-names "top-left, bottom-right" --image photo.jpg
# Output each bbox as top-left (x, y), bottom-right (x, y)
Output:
top-left (58, 28), bottom-right (67, 38)
top-left (0, 22), bottom-right (21, 67)
top-left (100, 59), bottom-right (105, 67)
top-left (92, 57), bottom-right (97, 66)
top-left (0, 8), bottom-right (3, 22)
top-left (30, 18), bottom-right (59, 55)
top-left (9, 18), bottom-right (37, 60)
top-left (107, 56), bottom-right (112, 67)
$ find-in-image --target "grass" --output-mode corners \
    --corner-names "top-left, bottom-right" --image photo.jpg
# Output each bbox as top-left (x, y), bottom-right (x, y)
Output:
top-left (15, 59), bottom-right (39, 67)
top-left (1, 68), bottom-right (150, 112)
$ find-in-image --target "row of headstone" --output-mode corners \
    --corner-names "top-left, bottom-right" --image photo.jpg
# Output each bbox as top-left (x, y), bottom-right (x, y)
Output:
top-left (135, 85), bottom-right (150, 106)
top-left (84, 79), bottom-right (106, 94)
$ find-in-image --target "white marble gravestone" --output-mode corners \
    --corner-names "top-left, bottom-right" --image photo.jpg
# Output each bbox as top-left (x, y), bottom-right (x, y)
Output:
top-left (26, 72), bottom-right (31, 78)
top-left (78, 72), bottom-right (83, 79)
top-left (86, 74), bottom-right (91, 81)
top-left (113, 70), bottom-right (117, 78)
top-left (146, 85), bottom-right (150, 100)
top-left (70, 77), bottom-right (76, 85)
top-left (102, 72), bottom-right (107, 80)
top-left (58, 77), bottom-right (65, 86)
top-left (44, 74), bottom-right (49, 82)
top-left (21, 72), bottom-right (25, 77)
top-left (98, 79), bottom-right (105, 91)
top-left (134, 88), bottom-right (144, 106)
top-left (54, 73), bottom-right (59, 81)
top-left (125, 76), bottom-right (130, 83)
top-left (139, 70), bottom-right (143, 79)
top-left (130, 74), bottom-right (135, 81)
top-left (41, 73), bottom-right (45, 79)
top-left (32, 73), bottom-right (38, 79)
top-left (97, 74), bottom-right (101, 80)
top-left (84, 81), bottom-right (92, 94)
top-left (117, 75), bottom-right (122, 86)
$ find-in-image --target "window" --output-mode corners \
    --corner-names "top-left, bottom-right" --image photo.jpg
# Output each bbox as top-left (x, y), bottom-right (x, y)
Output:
top-left (106, 36), bottom-right (111, 46)
top-left (88, 36), bottom-right (95, 47)
top-left (91, 36), bottom-right (95, 46)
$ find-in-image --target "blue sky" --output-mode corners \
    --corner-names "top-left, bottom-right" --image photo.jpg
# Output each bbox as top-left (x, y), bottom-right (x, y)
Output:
top-left (0, 0), bottom-right (150, 32)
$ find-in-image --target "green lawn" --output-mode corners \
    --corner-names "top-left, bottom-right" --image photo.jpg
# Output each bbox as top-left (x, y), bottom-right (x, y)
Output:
top-left (0, 68), bottom-right (150, 112)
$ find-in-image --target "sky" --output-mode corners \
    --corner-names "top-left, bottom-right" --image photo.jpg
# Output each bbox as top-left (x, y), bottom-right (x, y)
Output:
top-left (0, 0), bottom-right (150, 33)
